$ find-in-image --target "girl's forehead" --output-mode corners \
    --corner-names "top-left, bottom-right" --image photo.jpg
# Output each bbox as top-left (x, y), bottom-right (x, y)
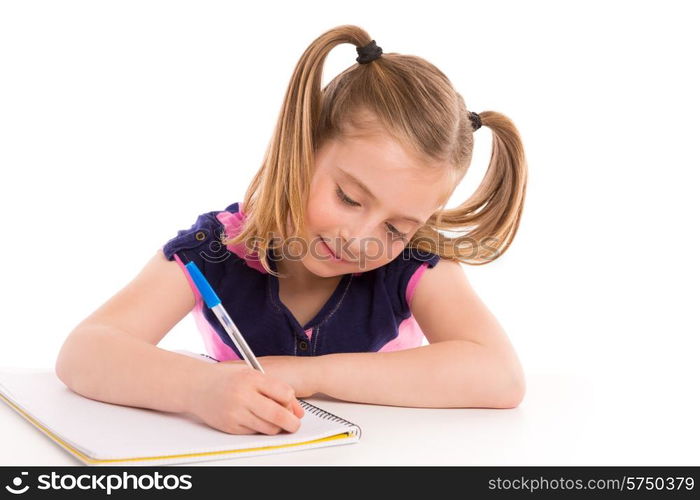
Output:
top-left (320, 132), bottom-right (450, 173)
top-left (315, 136), bottom-right (454, 220)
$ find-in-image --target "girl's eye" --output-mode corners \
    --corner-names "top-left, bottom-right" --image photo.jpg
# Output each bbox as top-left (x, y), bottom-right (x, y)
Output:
top-left (335, 185), bottom-right (409, 242)
top-left (335, 186), bottom-right (360, 207)
top-left (386, 223), bottom-right (408, 241)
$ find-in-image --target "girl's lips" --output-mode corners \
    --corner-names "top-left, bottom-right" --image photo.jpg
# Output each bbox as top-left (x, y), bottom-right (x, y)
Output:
top-left (319, 237), bottom-right (345, 262)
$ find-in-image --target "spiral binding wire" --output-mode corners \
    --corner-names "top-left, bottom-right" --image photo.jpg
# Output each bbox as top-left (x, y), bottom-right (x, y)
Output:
top-left (297, 399), bottom-right (362, 438)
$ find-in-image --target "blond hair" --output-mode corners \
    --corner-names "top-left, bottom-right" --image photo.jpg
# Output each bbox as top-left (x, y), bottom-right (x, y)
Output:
top-left (222, 24), bottom-right (528, 278)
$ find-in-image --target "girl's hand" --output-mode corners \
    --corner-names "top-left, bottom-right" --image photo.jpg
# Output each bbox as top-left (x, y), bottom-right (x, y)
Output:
top-left (221, 355), bottom-right (322, 399)
top-left (188, 362), bottom-right (305, 435)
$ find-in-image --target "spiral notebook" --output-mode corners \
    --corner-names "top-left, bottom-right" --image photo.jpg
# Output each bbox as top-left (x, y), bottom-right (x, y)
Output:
top-left (0, 353), bottom-right (361, 466)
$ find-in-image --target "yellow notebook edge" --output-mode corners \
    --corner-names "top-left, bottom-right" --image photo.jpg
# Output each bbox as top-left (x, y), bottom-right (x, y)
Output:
top-left (0, 391), bottom-right (359, 466)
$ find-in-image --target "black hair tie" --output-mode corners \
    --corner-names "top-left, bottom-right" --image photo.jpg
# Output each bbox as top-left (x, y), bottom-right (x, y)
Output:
top-left (356, 40), bottom-right (383, 64)
top-left (355, 41), bottom-right (481, 133)
top-left (469, 111), bottom-right (482, 131)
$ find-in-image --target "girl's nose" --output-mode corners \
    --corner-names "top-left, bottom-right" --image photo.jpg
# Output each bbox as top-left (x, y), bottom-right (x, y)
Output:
top-left (339, 224), bottom-right (382, 261)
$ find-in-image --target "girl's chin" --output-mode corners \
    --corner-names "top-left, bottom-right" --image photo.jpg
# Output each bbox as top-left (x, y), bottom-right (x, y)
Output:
top-left (310, 262), bottom-right (344, 278)
top-left (294, 256), bottom-right (341, 279)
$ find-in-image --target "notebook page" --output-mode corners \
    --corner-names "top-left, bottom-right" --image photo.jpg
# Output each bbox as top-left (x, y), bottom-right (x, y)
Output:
top-left (0, 367), bottom-right (359, 464)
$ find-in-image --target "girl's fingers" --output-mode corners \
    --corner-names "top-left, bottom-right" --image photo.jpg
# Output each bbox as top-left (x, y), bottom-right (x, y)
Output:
top-left (256, 376), bottom-right (297, 407)
top-left (241, 407), bottom-right (284, 435)
top-left (232, 423), bottom-right (258, 435)
top-left (249, 392), bottom-right (302, 434)
top-left (290, 399), bottom-right (305, 418)
top-left (284, 399), bottom-right (305, 418)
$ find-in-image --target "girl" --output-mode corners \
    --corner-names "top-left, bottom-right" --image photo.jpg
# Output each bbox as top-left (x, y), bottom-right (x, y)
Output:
top-left (56, 25), bottom-right (528, 436)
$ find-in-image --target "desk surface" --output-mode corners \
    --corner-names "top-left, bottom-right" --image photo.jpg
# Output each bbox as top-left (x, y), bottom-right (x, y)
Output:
top-left (1, 371), bottom-right (697, 466)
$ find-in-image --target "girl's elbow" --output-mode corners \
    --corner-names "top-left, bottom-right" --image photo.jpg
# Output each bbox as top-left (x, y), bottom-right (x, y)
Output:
top-left (482, 362), bottom-right (525, 409)
top-left (499, 368), bottom-right (526, 408)
top-left (502, 379), bottom-right (526, 408)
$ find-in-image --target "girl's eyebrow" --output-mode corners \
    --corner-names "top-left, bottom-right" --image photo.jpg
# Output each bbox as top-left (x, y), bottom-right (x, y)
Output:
top-left (336, 167), bottom-right (424, 225)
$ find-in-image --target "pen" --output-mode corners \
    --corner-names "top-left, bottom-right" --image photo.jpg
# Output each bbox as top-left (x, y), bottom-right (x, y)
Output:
top-left (184, 261), bottom-right (265, 373)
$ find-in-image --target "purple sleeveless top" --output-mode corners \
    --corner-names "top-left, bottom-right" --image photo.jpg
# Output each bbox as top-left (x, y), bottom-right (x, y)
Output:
top-left (160, 202), bottom-right (440, 361)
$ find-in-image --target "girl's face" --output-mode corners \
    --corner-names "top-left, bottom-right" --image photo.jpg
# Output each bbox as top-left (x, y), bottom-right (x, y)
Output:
top-left (297, 132), bottom-right (453, 277)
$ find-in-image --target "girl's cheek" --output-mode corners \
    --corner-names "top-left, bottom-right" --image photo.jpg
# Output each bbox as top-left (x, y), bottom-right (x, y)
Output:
top-left (309, 194), bottom-right (342, 228)
top-left (361, 234), bottom-right (399, 262)
top-left (307, 205), bottom-right (332, 229)
top-left (305, 197), bottom-right (324, 227)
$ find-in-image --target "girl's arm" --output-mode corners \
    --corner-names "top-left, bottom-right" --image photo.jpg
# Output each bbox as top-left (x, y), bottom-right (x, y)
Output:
top-left (57, 323), bottom-right (214, 415)
top-left (56, 250), bottom-right (303, 435)
top-left (317, 259), bottom-right (524, 408)
top-left (56, 250), bottom-right (207, 415)
top-left (314, 339), bottom-right (522, 408)
top-left (319, 259), bottom-right (524, 408)
top-left (257, 259), bottom-right (525, 408)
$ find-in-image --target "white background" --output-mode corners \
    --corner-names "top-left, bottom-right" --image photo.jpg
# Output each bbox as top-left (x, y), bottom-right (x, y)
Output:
top-left (1, 1), bottom-right (698, 465)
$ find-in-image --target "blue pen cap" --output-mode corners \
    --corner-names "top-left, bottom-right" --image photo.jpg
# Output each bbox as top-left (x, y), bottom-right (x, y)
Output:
top-left (184, 261), bottom-right (221, 308)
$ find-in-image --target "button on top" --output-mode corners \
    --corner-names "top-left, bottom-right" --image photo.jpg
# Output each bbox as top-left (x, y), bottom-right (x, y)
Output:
top-left (195, 231), bottom-right (206, 241)
top-left (298, 340), bottom-right (309, 351)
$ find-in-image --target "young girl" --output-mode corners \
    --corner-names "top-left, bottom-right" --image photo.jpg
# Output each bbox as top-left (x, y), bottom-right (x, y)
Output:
top-left (55, 25), bottom-right (528, 437)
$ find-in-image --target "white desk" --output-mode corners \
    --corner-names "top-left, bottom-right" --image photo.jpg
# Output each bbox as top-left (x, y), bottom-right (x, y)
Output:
top-left (1, 371), bottom-right (697, 466)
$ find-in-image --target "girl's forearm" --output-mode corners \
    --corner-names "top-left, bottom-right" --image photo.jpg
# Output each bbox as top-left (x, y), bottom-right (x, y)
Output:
top-left (315, 340), bottom-right (525, 408)
top-left (55, 325), bottom-right (211, 415)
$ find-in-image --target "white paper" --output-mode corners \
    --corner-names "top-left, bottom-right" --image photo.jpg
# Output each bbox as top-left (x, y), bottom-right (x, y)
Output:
top-left (0, 366), bottom-right (360, 466)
